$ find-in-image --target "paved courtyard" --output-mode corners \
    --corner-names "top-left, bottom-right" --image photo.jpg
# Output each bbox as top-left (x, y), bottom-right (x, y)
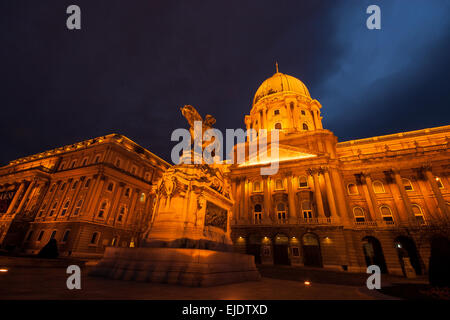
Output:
top-left (0, 256), bottom-right (406, 300)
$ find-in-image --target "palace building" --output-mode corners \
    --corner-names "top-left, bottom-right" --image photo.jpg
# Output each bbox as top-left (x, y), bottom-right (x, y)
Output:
top-left (229, 70), bottom-right (450, 276)
top-left (0, 69), bottom-right (448, 276)
top-left (0, 134), bottom-right (169, 258)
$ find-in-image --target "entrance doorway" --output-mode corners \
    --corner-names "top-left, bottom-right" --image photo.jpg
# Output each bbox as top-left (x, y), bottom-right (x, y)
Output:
top-left (395, 236), bottom-right (422, 276)
top-left (273, 234), bottom-right (290, 265)
top-left (362, 236), bottom-right (387, 273)
top-left (246, 234), bottom-right (261, 264)
top-left (302, 233), bottom-right (322, 267)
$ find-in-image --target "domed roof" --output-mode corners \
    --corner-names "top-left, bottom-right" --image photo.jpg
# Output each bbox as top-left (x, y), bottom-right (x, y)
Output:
top-left (253, 71), bottom-right (310, 105)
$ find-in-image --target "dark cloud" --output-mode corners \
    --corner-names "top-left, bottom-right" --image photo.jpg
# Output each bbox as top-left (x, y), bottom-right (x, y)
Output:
top-left (0, 1), bottom-right (448, 165)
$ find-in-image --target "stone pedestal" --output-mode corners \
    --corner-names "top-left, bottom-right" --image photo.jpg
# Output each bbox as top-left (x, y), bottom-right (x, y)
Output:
top-left (90, 247), bottom-right (260, 287)
top-left (91, 162), bottom-right (261, 286)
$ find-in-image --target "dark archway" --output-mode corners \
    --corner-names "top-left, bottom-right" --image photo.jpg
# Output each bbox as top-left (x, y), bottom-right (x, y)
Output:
top-left (429, 236), bottom-right (450, 287)
top-left (273, 234), bottom-right (290, 265)
top-left (362, 236), bottom-right (387, 273)
top-left (302, 233), bottom-right (322, 267)
top-left (395, 236), bottom-right (422, 276)
top-left (246, 234), bottom-right (261, 264)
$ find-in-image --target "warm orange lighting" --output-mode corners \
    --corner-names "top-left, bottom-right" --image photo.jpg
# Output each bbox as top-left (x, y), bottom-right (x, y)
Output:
top-left (0, 268), bottom-right (8, 273)
top-left (304, 281), bottom-right (311, 286)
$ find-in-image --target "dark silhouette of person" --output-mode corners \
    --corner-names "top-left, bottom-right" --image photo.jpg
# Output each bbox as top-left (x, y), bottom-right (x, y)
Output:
top-left (37, 238), bottom-right (59, 259)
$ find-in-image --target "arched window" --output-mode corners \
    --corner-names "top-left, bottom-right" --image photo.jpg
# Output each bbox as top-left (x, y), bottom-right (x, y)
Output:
top-left (302, 200), bottom-right (312, 219)
top-left (347, 183), bottom-right (358, 195)
top-left (61, 200), bottom-right (70, 216)
top-left (275, 123), bottom-right (282, 130)
top-left (372, 180), bottom-right (385, 194)
top-left (62, 230), bottom-right (70, 243)
top-left (435, 177), bottom-right (444, 189)
top-left (412, 204), bottom-right (425, 225)
top-left (84, 178), bottom-right (91, 188)
top-left (98, 201), bottom-right (108, 218)
top-left (94, 155), bottom-right (100, 163)
top-left (380, 205), bottom-right (394, 224)
top-left (59, 162), bottom-right (66, 170)
top-left (73, 199), bottom-right (83, 215)
top-left (82, 158), bottom-right (88, 166)
top-left (71, 160), bottom-right (77, 168)
top-left (117, 205), bottom-right (126, 222)
top-left (115, 159), bottom-right (121, 168)
top-left (37, 230), bottom-right (45, 242)
top-left (50, 230), bottom-right (57, 240)
top-left (72, 180), bottom-right (78, 190)
top-left (302, 123), bottom-right (309, 131)
top-left (277, 203), bottom-right (287, 223)
top-left (60, 182), bottom-right (66, 191)
top-left (49, 201), bottom-right (58, 216)
top-left (125, 187), bottom-right (130, 197)
top-left (301, 110), bottom-right (306, 116)
top-left (298, 176), bottom-right (308, 188)
top-left (253, 181), bottom-right (261, 192)
top-left (353, 207), bottom-right (365, 223)
top-left (254, 204), bottom-right (262, 223)
top-left (131, 166), bottom-right (137, 175)
top-left (402, 178), bottom-right (413, 191)
top-left (90, 232), bottom-right (100, 245)
top-left (25, 230), bottom-right (33, 242)
top-left (275, 179), bottom-right (283, 190)
top-left (107, 182), bottom-right (114, 192)
top-left (111, 236), bottom-right (119, 246)
top-left (49, 184), bottom-right (56, 193)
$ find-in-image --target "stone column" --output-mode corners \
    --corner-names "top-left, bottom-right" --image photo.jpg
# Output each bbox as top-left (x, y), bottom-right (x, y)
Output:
top-left (15, 180), bottom-right (36, 213)
top-left (67, 177), bottom-right (85, 218)
top-left (330, 168), bottom-right (351, 225)
top-left (384, 171), bottom-right (409, 224)
top-left (54, 178), bottom-right (72, 220)
top-left (311, 169), bottom-right (325, 218)
top-left (360, 173), bottom-right (377, 221)
top-left (286, 104), bottom-right (293, 129)
top-left (23, 181), bottom-right (41, 212)
top-left (263, 107), bottom-right (268, 130)
top-left (87, 175), bottom-right (107, 218)
top-left (262, 176), bottom-right (271, 222)
top-left (243, 178), bottom-right (249, 223)
top-left (392, 169), bottom-right (415, 221)
top-left (44, 181), bottom-right (60, 217)
top-left (323, 168), bottom-right (338, 221)
top-left (424, 166), bottom-right (449, 218)
top-left (109, 182), bottom-right (125, 224)
top-left (257, 112), bottom-right (262, 131)
top-left (286, 172), bottom-right (297, 223)
top-left (231, 178), bottom-right (238, 223)
top-left (415, 170), bottom-right (439, 221)
top-left (247, 180), bottom-right (253, 221)
top-left (6, 181), bottom-right (26, 214)
top-left (125, 189), bottom-right (139, 226)
top-left (80, 175), bottom-right (99, 215)
top-left (239, 178), bottom-right (245, 223)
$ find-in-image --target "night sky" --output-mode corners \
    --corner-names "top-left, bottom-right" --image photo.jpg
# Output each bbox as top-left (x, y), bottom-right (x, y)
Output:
top-left (1, 0), bottom-right (449, 166)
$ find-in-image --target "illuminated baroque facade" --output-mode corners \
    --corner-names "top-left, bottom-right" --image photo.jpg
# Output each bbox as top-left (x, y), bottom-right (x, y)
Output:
top-left (0, 70), bottom-right (448, 276)
top-left (230, 70), bottom-right (450, 276)
top-left (0, 134), bottom-right (169, 257)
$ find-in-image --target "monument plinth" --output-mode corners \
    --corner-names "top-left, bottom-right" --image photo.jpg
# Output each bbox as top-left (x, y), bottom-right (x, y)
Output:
top-left (90, 105), bottom-right (260, 286)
